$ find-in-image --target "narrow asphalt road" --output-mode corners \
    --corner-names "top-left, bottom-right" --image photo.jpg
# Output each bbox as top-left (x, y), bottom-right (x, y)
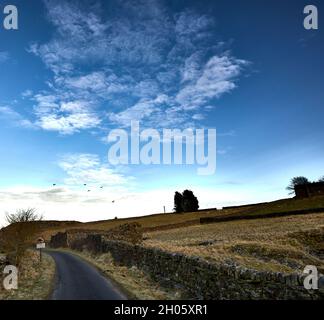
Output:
top-left (46, 250), bottom-right (127, 300)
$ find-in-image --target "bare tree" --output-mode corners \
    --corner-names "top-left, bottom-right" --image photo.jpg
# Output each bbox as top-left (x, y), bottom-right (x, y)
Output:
top-left (1, 208), bottom-right (43, 266)
top-left (5, 208), bottom-right (43, 224)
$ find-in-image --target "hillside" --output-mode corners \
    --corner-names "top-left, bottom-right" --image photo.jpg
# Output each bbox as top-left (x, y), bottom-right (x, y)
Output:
top-left (2, 195), bottom-right (323, 298)
top-left (145, 212), bottom-right (324, 273)
top-left (37, 195), bottom-right (324, 240)
top-left (39, 196), bottom-right (324, 274)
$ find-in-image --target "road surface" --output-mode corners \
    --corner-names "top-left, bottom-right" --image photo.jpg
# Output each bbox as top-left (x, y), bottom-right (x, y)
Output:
top-left (47, 250), bottom-right (127, 300)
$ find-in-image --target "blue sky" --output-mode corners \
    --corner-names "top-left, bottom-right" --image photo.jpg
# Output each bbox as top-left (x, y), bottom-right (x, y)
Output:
top-left (0, 0), bottom-right (323, 224)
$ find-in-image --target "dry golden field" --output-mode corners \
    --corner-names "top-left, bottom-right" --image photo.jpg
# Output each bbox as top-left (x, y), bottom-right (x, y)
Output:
top-left (32, 196), bottom-right (324, 274)
top-left (144, 212), bottom-right (324, 273)
top-left (40, 196), bottom-right (324, 240)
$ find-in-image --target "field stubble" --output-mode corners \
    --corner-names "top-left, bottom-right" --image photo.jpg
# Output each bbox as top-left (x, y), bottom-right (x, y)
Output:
top-left (144, 213), bottom-right (324, 273)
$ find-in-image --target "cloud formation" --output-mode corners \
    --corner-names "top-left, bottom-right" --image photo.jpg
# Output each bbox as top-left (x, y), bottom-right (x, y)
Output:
top-left (0, 106), bottom-right (34, 128)
top-left (0, 51), bottom-right (9, 63)
top-left (20, 0), bottom-right (248, 134)
top-left (58, 153), bottom-right (131, 187)
top-left (0, 1), bottom-right (247, 218)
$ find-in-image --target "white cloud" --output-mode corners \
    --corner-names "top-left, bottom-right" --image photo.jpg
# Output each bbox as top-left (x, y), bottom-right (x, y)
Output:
top-left (0, 51), bottom-right (9, 63)
top-left (23, 0), bottom-right (249, 135)
top-left (0, 106), bottom-right (19, 117)
top-left (34, 94), bottom-right (59, 114)
top-left (37, 113), bottom-right (101, 135)
top-left (21, 90), bottom-right (33, 98)
top-left (176, 55), bottom-right (247, 109)
top-left (31, 94), bottom-right (101, 134)
top-left (134, 80), bottom-right (160, 98)
top-left (60, 101), bottom-right (90, 113)
top-left (30, 0), bottom-right (172, 72)
top-left (0, 106), bottom-right (34, 128)
top-left (108, 95), bottom-right (168, 127)
top-left (181, 53), bottom-right (202, 83)
top-left (58, 153), bottom-right (131, 186)
top-left (192, 113), bottom-right (205, 120)
top-left (60, 72), bottom-right (108, 91)
top-left (175, 10), bottom-right (213, 37)
top-left (0, 184), bottom-right (286, 227)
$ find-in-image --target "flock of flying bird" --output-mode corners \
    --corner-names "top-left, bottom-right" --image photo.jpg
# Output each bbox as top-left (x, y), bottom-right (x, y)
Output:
top-left (52, 183), bottom-right (115, 203)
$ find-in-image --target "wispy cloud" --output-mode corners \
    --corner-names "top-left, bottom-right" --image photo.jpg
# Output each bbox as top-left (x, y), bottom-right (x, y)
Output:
top-left (58, 153), bottom-right (132, 187)
top-left (0, 106), bottom-right (34, 128)
top-left (36, 112), bottom-right (101, 134)
top-left (21, 90), bottom-right (33, 98)
top-left (19, 0), bottom-right (249, 134)
top-left (29, 93), bottom-right (102, 134)
top-left (0, 51), bottom-right (9, 63)
top-left (176, 55), bottom-right (247, 109)
top-left (0, 184), bottom-right (282, 226)
top-left (0, 187), bottom-right (84, 203)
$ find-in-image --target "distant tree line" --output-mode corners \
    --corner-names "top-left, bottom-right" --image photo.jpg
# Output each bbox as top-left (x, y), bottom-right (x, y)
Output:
top-left (173, 190), bottom-right (199, 213)
top-left (287, 175), bottom-right (324, 194)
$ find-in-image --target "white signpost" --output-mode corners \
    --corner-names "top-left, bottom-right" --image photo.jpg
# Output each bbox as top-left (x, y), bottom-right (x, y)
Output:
top-left (36, 238), bottom-right (45, 262)
top-left (36, 243), bottom-right (45, 249)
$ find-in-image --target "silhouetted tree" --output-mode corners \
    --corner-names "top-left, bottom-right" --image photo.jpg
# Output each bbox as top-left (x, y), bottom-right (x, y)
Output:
top-left (182, 190), bottom-right (199, 212)
top-left (318, 176), bottom-right (324, 182)
top-left (286, 176), bottom-right (310, 195)
top-left (174, 191), bottom-right (183, 213)
top-left (174, 190), bottom-right (200, 213)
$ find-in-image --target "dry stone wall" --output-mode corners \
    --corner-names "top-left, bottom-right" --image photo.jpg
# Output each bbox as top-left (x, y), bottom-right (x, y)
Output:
top-left (50, 232), bottom-right (324, 300)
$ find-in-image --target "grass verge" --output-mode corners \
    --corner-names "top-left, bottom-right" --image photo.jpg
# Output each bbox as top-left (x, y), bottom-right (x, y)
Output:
top-left (57, 248), bottom-right (182, 300)
top-left (0, 250), bottom-right (55, 300)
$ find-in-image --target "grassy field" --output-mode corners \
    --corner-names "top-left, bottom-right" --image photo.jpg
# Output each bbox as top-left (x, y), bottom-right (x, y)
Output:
top-left (1, 196), bottom-right (323, 300)
top-left (39, 196), bottom-right (324, 241)
top-left (34, 196), bottom-right (324, 275)
top-left (144, 212), bottom-right (324, 273)
top-left (0, 250), bottom-right (55, 300)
